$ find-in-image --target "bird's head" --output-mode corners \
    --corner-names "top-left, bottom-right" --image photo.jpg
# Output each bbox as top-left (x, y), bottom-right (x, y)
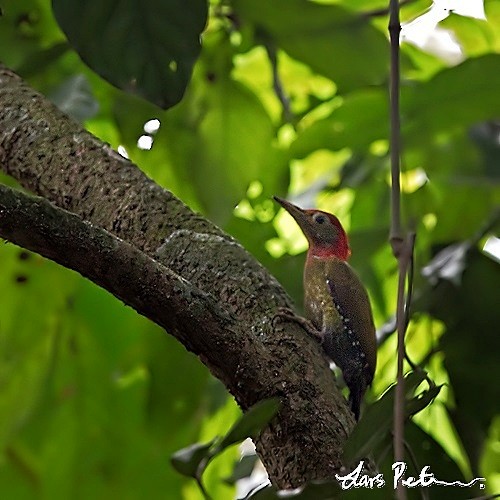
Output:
top-left (274, 196), bottom-right (351, 261)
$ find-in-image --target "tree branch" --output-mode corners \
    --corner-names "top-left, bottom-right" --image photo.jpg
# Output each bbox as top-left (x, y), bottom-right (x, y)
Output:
top-left (0, 63), bottom-right (358, 488)
top-left (363, 0), bottom-right (416, 18)
top-left (388, 2), bottom-right (412, 499)
top-left (264, 42), bottom-right (294, 125)
top-left (0, 184), bottom-right (235, 352)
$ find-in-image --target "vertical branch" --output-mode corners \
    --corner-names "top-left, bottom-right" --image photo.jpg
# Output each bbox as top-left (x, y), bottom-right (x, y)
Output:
top-left (389, 0), bottom-right (402, 247)
top-left (388, 1), bottom-right (407, 500)
top-left (264, 42), bottom-right (294, 124)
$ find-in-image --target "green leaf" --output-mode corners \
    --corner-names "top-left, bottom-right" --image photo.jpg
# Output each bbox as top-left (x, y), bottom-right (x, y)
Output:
top-left (291, 90), bottom-right (388, 157)
top-left (343, 372), bottom-right (441, 464)
top-left (170, 398), bottom-right (278, 485)
top-left (403, 55), bottom-right (500, 146)
top-left (52, 0), bottom-right (207, 109)
top-left (193, 76), bottom-right (279, 224)
top-left (406, 383), bottom-right (442, 417)
top-left (218, 398), bottom-right (281, 451)
top-left (170, 439), bottom-right (217, 479)
top-left (441, 13), bottom-right (495, 58)
top-left (234, 0), bottom-right (388, 92)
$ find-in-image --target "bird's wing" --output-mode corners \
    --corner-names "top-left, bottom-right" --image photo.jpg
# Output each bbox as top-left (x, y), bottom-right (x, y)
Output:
top-left (324, 259), bottom-right (377, 383)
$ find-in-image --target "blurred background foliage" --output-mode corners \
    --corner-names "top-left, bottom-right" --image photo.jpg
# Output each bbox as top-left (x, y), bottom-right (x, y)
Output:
top-left (0, 0), bottom-right (499, 498)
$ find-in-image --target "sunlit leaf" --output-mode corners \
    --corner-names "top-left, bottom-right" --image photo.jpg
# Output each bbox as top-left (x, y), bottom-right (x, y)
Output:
top-left (291, 90), bottom-right (388, 157)
top-left (234, 0), bottom-right (388, 92)
top-left (403, 55), bottom-right (500, 145)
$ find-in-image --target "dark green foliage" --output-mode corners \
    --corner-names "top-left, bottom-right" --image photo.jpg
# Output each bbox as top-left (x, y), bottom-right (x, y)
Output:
top-left (52, 0), bottom-right (207, 109)
top-left (171, 398), bottom-right (280, 493)
top-left (343, 371), bottom-right (441, 464)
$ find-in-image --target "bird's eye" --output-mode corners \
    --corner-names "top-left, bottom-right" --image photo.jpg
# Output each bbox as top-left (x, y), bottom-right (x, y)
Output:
top-left (313, 214), bottom-right (326, 224)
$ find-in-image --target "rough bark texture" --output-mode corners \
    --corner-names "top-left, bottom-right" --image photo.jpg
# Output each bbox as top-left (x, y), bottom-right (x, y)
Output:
top-left (0, 64), bottom-right (356, 488)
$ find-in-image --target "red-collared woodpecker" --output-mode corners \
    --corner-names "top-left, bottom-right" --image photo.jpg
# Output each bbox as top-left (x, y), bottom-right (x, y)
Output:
top-left (275, 197), bottom-right (376, 420)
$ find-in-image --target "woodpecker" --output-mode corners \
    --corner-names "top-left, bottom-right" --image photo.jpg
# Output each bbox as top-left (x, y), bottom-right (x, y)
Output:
top-left (274, 197), bottom-right (376, 420)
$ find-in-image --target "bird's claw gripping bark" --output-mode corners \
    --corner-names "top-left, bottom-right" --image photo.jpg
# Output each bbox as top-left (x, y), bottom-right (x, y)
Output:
top-left (275, 307), bottom-right (323, 342)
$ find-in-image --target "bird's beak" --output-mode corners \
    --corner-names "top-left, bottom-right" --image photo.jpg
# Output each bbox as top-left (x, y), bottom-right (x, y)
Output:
top-left (273, 196), bottom-right (310, 233)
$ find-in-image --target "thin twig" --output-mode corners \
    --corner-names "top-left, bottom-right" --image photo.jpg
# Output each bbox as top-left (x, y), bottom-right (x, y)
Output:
top-left (389, 2), bottom-right (402, 249)
top-left (264, 42), bottom-right (294, 124)
top-left (196, 477), bottom-right (212, 500)
top-left (376, 441), bottom-right (393, 467)
top-left (394, 240), bottom-right (409, 488)
top-left (388, 0), bottom-right (407, 499)
top-left (403, 439), bottom-right (429, 500)
top-left (403, 232), bottom-right (416, 329)
top-left (401, 233), bottom-right (436, 391)
top-left (363, 0), bottom-right (416, 18)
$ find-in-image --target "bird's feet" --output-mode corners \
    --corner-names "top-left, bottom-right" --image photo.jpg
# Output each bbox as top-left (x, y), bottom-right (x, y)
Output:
top-left (275, 307), bottom-right (323, 342)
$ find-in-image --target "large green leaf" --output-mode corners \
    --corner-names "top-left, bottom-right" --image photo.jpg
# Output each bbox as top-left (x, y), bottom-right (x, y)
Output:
top-left (192, 75), bottom-right (280, 224)
top-left (129, 30), bottom-right (287, 225)
top-left (403, 55), bottom-right (500, 145)
top-left (233, 0), bottom-right (389, 93)
top-left (52, 0), bottom-right (208, 108)
top-left (291, 90), bottom-right (389, 158)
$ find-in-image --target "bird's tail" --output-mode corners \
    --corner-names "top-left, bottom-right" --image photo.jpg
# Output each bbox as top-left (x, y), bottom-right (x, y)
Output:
top-left (348, 381), bottom-right (364, 421)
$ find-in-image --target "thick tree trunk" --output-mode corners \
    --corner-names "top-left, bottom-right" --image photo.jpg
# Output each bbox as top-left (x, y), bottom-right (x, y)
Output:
top-left (0, 64), bottom-right (356, 488)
